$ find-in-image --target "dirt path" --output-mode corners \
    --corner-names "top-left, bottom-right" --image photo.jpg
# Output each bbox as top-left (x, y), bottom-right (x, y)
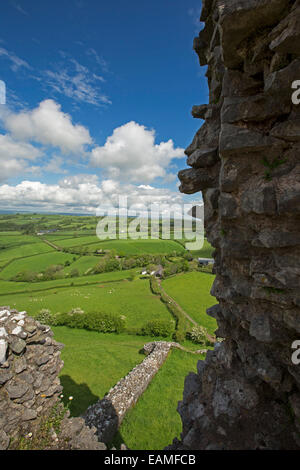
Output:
top-left (157, 278), bottom-right (216, 344)
top-left (157, 278), bottom-right (198, 327)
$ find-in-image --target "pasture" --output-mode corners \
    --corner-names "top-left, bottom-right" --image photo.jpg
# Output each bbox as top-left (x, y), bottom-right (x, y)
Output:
top-left (0, 251), bottom-right (76, 280)
top-left (162, 271), bottom-right (217, 333)
top-left (114, 348), bottom-right (202, 450)
top-left (52, 327), bottom-right (154, 415)
top-left (53, 237), bottom-right (186, 255)
top-left (0, 277), bottom-right (172, 329)
top-left (0, 213), bottom-right (217, 449)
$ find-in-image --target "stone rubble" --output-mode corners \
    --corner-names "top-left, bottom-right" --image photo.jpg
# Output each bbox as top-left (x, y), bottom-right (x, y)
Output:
top-left (0, 307), bottom-right (105, 450)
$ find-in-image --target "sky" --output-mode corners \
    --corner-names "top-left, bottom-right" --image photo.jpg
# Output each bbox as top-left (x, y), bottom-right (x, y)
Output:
top-left (0, 0), bottom-right (208, 215)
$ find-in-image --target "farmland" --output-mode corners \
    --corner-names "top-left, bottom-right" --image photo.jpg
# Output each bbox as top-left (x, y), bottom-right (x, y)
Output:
top-left (0, 212), bottom-right (217, 448)
top-left (162, 272), bottom-right (217, 332)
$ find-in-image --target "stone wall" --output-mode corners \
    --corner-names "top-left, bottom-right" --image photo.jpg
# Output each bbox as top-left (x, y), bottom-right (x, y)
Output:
top-left (84, 341), bottom-right (174, 443)
top-left (84, 341), bottom-right (206, 444)
top-left (169, 0), bottom-right (300, 450)
top-left (0, 307), bottom-right (105, 450)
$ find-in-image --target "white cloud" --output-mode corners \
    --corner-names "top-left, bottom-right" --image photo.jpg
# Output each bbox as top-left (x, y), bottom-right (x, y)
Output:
top-left (0, 46), bottom-right (31, 72)
top-left (11, 2), bottom-right (29, 16)
top-left (0, 177), bottom-right (183, 214)
top-left (43, 57), bottom-right (110, 107)
top-left (59, 174), bottom-right (99, 188)
top-left (90, 121), bottom-right (184, 184)
top-left (86, 48), bottom-right (108, 73)
top-left (4, 99), bottom-right (92, 154)
top-left (0, 134), bottom-right (41, 182)
top-left (44, 155), bottom-right (68, 174)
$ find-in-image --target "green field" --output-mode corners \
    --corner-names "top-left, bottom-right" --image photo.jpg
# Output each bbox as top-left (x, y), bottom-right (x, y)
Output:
top-left (0, 238), bottom-right (53, 262)
top-left (162, 272), bottom-right (217, 333)
top-left (0, 213), bottom-right (217, 449)
top-left (63, 255), bottom-right (100, 275)
top-left (52, 326), bottom-right (202, 450)
top-left (52, 327), bottom-right (156, 415)
top-left (0, 269), bottom-right (138, 295)
top-left (188, 239), bottom-right (214, 257)
top-left (0, 277), bottom-right (172, 329)
top-left (0, 251), bottom-right (76, 280)
top-left (53, 237), bottom-right (186, 255)
top-left (114, 348), bottom-right (201, 450)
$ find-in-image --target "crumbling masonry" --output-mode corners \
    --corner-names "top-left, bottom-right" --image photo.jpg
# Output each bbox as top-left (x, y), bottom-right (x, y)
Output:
top-left (169, 0), bottom-right (300, 450)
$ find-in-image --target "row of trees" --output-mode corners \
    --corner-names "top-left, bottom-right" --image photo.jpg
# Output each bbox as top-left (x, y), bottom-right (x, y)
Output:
top-left (10, 249), bottom-right (202, 283)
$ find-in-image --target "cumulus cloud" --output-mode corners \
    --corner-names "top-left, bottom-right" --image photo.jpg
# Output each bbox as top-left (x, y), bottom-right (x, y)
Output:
top-left (0, 134), bottom-right (41, 182)
top-left (4, 99), bottom-right (92, 154)
top-left (90, 121), bottom-right (184, 183)
top-left (0, 177), bottom-right (183, 214)
top-left (44, 155), bottom-right (68, 174)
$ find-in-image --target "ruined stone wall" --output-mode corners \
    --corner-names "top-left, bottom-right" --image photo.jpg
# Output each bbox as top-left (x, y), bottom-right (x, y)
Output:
top-left (0, 307), bottom-right (104, 450)
top-left (84, 341), bottom-right (175, 443)
top-left (170, 0), bottom-right (300, 450)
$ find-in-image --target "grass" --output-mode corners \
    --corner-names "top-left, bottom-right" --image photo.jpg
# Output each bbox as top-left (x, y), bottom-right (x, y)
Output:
top-left (51, 327), bottom-right (162, 416)
top-left (0, 268), bottom-right (138, 295)
top-left (0, 241), bottom-right (54, 262)
top-left (0, 277), bottom-right (172, 329)
top-left (113, 348), bottom-right (202, 450)
top-left (0, 252), bottom-right (76, 280)
top-left (54, 237), bottom-right (186, 255)
top-left (162, 272), bottom-right (217, 334)
top-left (63, 255), bottom-right (100, 275)
top-left (188, 239), bottom-right (214, 258)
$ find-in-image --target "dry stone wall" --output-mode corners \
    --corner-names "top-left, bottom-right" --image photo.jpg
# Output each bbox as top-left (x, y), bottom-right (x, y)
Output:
top-left (0, 307), bottom-right (105, 450)
top-left (84, 341), bottom-right (174, 443)
top-left (169, 0), bottom-right (300, 450)
top-left (84, 341), bottom-right (206, 444)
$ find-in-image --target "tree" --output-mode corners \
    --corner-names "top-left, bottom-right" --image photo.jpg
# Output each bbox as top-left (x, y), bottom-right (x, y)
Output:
top-left (94, 260), bottom-right (106, 274)
top-left (105, 259), bottom-right (120, 272)
top-left (70, 268), bottom-right (80, 278)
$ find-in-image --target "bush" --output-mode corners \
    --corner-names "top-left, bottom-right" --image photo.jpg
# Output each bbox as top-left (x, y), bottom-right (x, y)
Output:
top-left (68, 307), bottom-right (85, 315)
top-left (86, 311), bottom-right (125, 333)
top-left (173, 329), bottom-right (186, 343)
top-left (105, 259), bottom-right (121, 272)
top-left (149, 276), bottom-right (161, 295)
top-left (69, 268), bottom-right (79, 277)
top-left (140, 320), bottom-right (175, 337)
top-left (53, 311), bottom-right (126, 333)
top-left (12, 270), bottom-right (38, 283)
top-left (35, 309), bottom-right (53, 325)
top-left (187, 325), bottom-right (209, 345)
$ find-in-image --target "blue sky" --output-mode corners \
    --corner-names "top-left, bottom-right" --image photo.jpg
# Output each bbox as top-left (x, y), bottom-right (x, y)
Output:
top-left (0, 0), bottom-right (208, 214)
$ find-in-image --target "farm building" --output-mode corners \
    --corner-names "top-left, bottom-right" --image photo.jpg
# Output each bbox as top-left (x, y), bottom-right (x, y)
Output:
top-left (154, 265), bottom-right (164, 278)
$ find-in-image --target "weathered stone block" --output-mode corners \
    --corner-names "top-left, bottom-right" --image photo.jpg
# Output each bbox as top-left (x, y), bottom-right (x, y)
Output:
top-left (187, 147), bottom-right (218, 168)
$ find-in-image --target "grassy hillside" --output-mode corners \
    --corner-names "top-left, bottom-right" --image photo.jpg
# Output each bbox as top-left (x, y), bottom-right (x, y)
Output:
top-left (113, 348), bottom-right (202, 450)
top-left (52, 327), bottom-right (156, 415)
top-left (162, 271), bottom-right (217, 333)
top-left (0, 251), bottom-right (76, 280)
top-left (0, 277), bottom-right (173, 329)
top-left (0, 213), bottom-right (217, 449)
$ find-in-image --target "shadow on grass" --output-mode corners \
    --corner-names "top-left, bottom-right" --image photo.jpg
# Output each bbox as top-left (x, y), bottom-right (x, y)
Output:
top-left (60, 375), bottom-right (99, 417)
top-left (109, 428), bottom-right (129, 450)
